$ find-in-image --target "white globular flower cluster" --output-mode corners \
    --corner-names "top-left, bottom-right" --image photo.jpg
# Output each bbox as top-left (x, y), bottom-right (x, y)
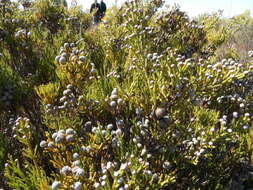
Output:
top-left (60, 165), bottom-right (72, 175)
top-left (14, 29), bottom-right (31, 38)
top-left (107, 88), bottom-right (125, 110)
top-left (51, 128), bottom-right (76, 144)
top-left (72, 167), bottom-right (85, 177)
top-left (248, 50), bottom-right (253, 58)
top-left (51, 181), bottom-right (61, 190)
top-left (72, 181), bottom-right (82, 190)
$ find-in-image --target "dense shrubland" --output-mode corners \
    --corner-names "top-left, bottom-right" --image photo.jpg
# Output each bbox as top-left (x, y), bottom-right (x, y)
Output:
top-left (1, 0), bottom-right (253, 189)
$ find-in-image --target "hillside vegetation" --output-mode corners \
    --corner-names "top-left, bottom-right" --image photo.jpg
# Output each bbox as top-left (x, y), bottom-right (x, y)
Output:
top-left (1, 0), bottom-right (253, 189)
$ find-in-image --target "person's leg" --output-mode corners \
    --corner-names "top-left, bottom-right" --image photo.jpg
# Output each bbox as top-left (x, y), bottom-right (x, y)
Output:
top-left (93, 15), bottom-right (98, 24)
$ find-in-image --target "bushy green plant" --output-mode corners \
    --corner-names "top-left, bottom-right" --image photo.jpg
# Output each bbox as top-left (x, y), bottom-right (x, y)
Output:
top-left (1, 0), bottom-right (253, 189)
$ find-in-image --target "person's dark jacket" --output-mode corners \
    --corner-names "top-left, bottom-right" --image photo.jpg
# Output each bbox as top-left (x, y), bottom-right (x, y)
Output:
top-left (100, 1), bottom-right (106, 17)
top-left (90, 3), bottom-right (101, 17)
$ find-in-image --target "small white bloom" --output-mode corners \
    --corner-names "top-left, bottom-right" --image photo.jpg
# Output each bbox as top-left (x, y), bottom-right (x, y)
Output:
top-left (79, 56), bottom-right (86, 62)
top-left (66, 134), bottom-right (74, 142)
top-left (116, 128), bottom-right (122, 136)
top-left (114, 171), bottom-right (119, 177)
top-left (102, 175), bottom-right (107, 180)
top-left (110, 101), bottom-right (117, 107)
top-left (51, 181), bottom-right (61, 190)
top-left (73, 167), bottom-right (84, 177)
top-left (73, 153), bottom-right (80, 160)
top-left (101, 180), bottom-right (106, 186)
top-left (199, 149), bottom-right (205, 154)
top-left (66, 128), bottom-right (75, 135)
top-left (111, 88), bottom-right (118, 96)
top-left (60, 165), bottom-right (72, 175)
top-left (227, 128), bottom-right (233, 133)
top-left (52, 132), bottom-right (58, 139)
top-left (73, 160), bottom-right (81, 166)
top-left (137, 143), bottom-right (142, 148)
top-left (118, 177), bottom-right (123, 184)
top-left (106, 162), bottom-right (113, 170)
top-left (102, 130), bottom-right (106, 136)
top-left (243, 125), bottom-right (249, 130)
top-left (48, 141), bottom-right (55, 148)
top-left (245, 113), bottom-right (250, 117)
top-left (233, 112), bottom-right (238, 118)
top-left (59, 56), bottom-right (67, 64)
top-left (120, 163), bottom-right (128, 170)
top-left (94, 182), bottom-right (100, 188)
top-left (141, 148), bottom-right (147, 156)
top-left (73, 181), bottom-right (82, 190)
top-left (55, 133), bottom-right (65, 143)
top-left (240, 103), bottom-right (245, 108)
top-left (107, 124), bottom-right (113, 130)
top-left (221, 120), bottom-right (227, 125)
top-left (40, 140), bottom-right (47, 148)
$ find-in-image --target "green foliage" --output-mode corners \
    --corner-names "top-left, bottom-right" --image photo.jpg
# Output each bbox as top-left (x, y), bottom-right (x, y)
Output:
top-left (5, 156), bottom-right (50, 190)
top-left (198, 10), bottom-right (253, 62)
top-left (0, 133), bottom-right (8, 173)
top-left (35, 82), bottom-right (61, 105)
top-left (0, 62), bottom-right (26, 109)
top-left (0, 0), bottom-right (253, 189)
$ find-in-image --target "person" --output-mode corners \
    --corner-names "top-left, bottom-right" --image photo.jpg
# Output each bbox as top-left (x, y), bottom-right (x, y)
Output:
top-left (100, 0), bottom-right (107, 19)
top-left (90, 0), bottom-right (101, 24)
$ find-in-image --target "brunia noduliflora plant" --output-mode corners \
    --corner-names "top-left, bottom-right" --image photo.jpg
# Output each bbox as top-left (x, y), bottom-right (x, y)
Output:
top-left (1, 0), bottom-right (253, 189)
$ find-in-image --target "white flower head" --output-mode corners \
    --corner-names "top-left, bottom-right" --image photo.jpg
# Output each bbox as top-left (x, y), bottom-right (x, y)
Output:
top-left (60, 165), bottom-right (72, 175)
top-left (73, 153), bottom-right (80, 160)
top-left (120, 163), bottom-right (128, 170)
top-left (73, 181), bottom-right (82, 190)
top-left (40, 140), bottom-right (47, 148)
top-left (72, 167), bottom-right (84, 177)
top-left (94, 182), bottom-right (100, 188)
top-left (51, 181), bottom-right (61, 190)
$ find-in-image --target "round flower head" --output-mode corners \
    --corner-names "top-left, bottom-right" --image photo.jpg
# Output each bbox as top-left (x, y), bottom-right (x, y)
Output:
top-left (110, 94), bottom-right (118, 100)
top-left (73, 181), bottom-right (82, 190)
top-left (66, 128), bottom-right (75, 135)
top-left (155, 107), bottom-right (166, 119)
top-left (59, 56), bottom-right (67, 64)
top-left (94, 182), bottom-right (100, 188)
top-left (233, 112), bottom-right (238, 118)
top-left (111, 88), bottom-right (118, 96)
top-left (52, 132), bottom-right (58, 139)
top-left (73, 160), bottom-right (81, 166)
top-left (116, 128), bottom-right (122, 136)
top-left (66, 134), bottom-right (74, 142)
top-left (79, 56), bottom-right (86, 62)
top-left (73, 153), bottom-right (80, 160)
top-left (63, 89), bottom-right (72, 96)
top-left (51, 181), bottom-right (61, 190)
top-left (60, 166), bottom-right (72, 175)
top-left (73, 167), bottom-right (84, 177)
top-left (40, 140), bottom-right (47, 148)
top-left (55, 55), bottom-right (61, 63)
top-left (107, 124), bottom-right (113, 130)
top-left (101, 181), bottom-right (106, 186)
top-left (55, 133), bottom-right (65, 143)
top-left (106, 161), bottom-right (113, 170)
top-left (48, 142), bottom-right (55, 148)
top-left (120, 163), bottom-right (128, 170)
top-left (110, 101), bottom-right (117, 107)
